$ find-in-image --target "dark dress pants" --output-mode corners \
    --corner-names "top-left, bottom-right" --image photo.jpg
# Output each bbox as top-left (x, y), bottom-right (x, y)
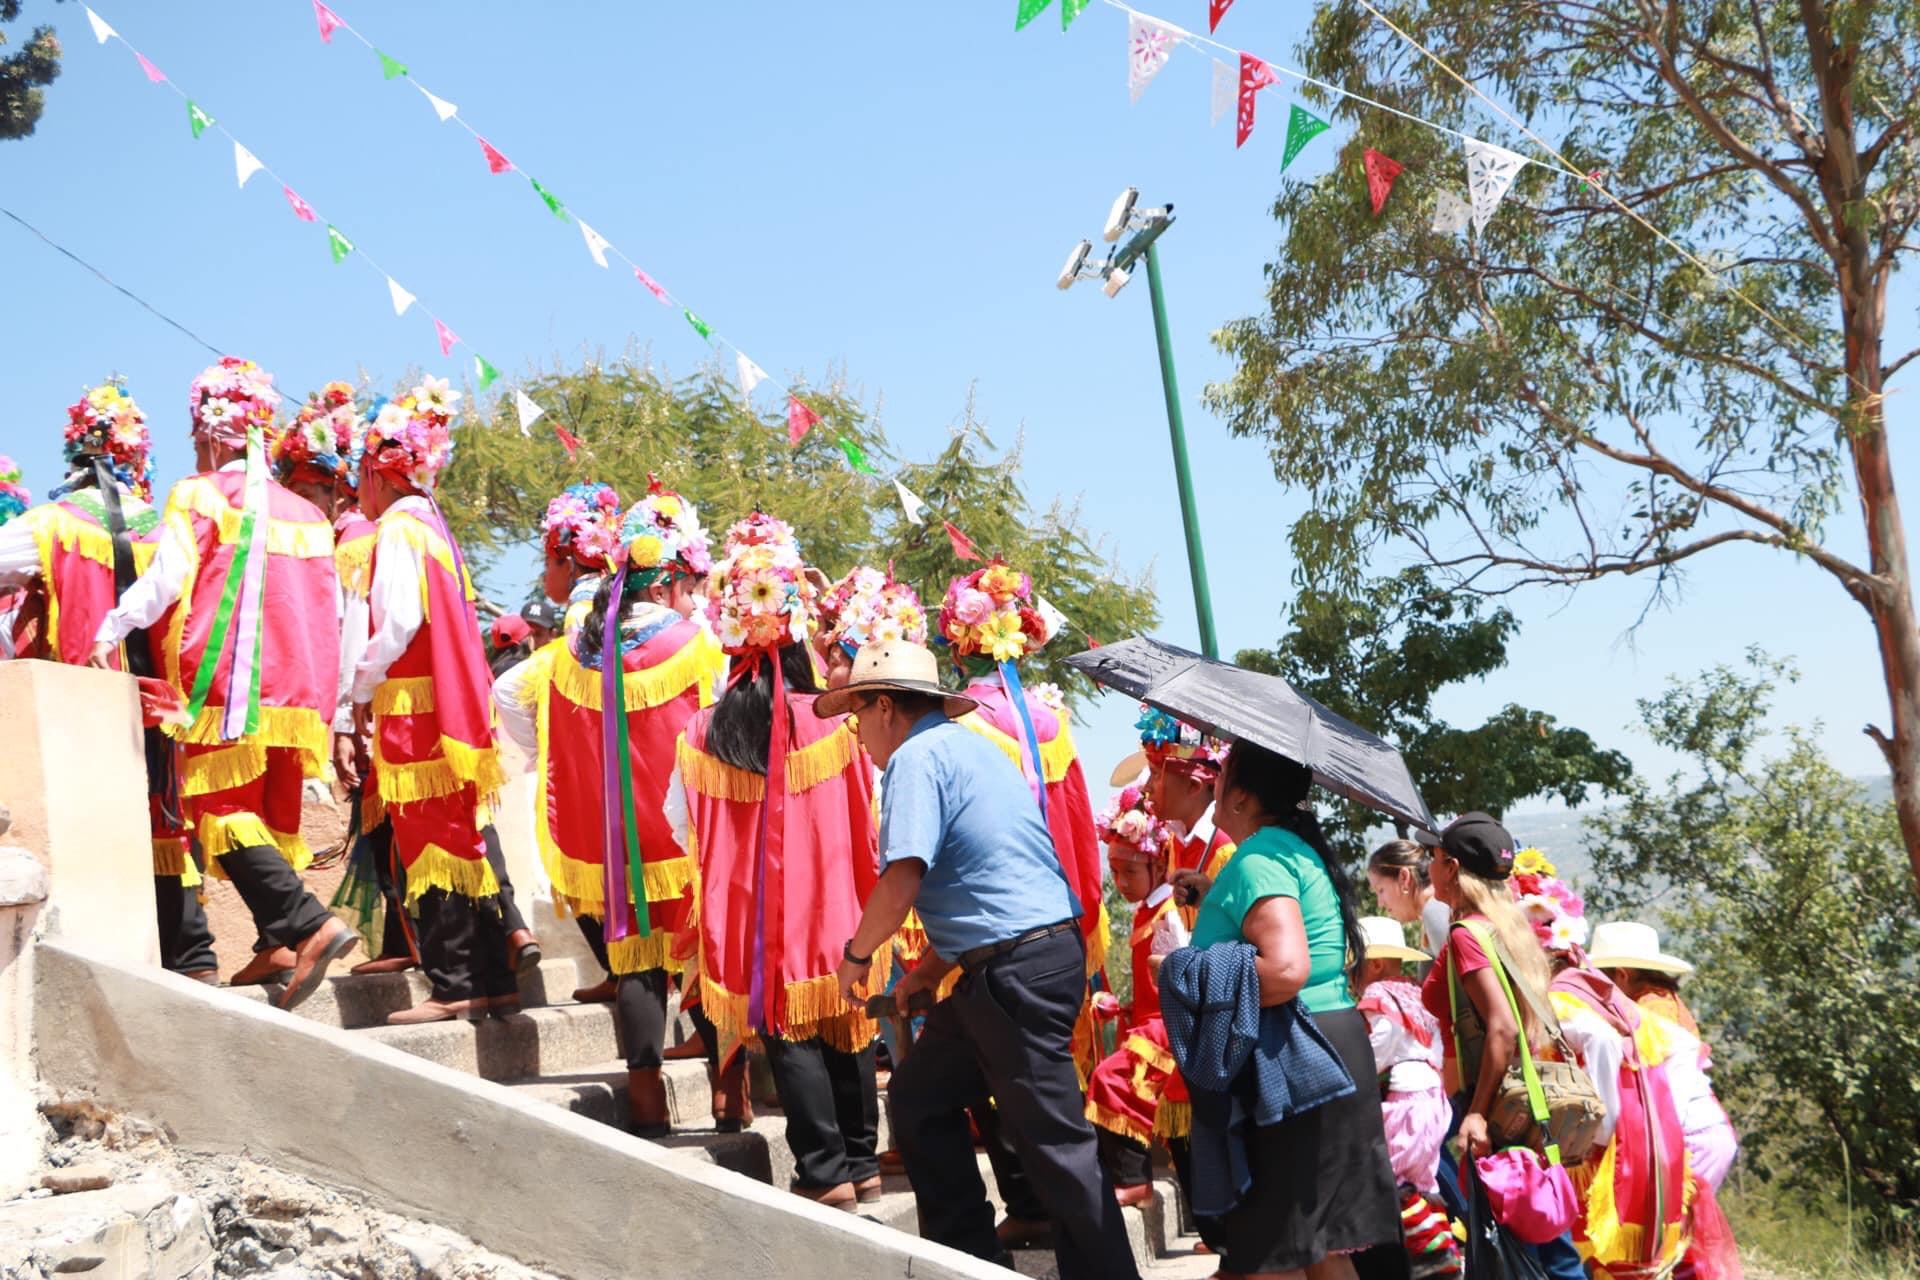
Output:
top-left (761, 1035), bottom-right (881, 1190)
top-left (574, 914), bottom-right (613, 979)
top-left (154, 874), bottom-right (216, 974)
top-left (221, 844), bottom-right (332, 948)
top-left (479, 824), bottom-right (528, 935)
top-left (890, 928), bottom-right (1139, 1280)
top-left (414, 888), bottom-right (514, 1002)
top-left (616, 967), bottom-right (670, 1070)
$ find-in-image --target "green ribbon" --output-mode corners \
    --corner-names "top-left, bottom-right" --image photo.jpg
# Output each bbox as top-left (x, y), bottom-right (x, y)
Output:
top-left (183, 430), bottom-right (266, 734)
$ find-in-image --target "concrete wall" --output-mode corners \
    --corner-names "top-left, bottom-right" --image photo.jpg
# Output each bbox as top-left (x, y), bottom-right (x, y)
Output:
top-left (33, 939), bottom-right (1005, 1280)
top-left (0, 662), bottom-right (157, 969)
top-left (0, 848), bottom-right (49, 1199)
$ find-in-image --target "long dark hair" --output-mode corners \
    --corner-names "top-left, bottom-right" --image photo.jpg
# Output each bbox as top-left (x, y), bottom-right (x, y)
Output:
top-left (1222, 741), bottom-right (1366, 994)
top-left (573, 573), bottom-right (618, 667)
top-left (706, 643), bottom-right (822, 776)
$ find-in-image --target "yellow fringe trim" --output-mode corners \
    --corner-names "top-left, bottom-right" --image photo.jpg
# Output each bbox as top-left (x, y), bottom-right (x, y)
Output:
top-left (1572, 1124), bottom-right (1690, 1269)
top-left (1125, 1033), bottom-right (1178, 1077)
top-left (676, 722), bottom-right (858, 803)
top-left (1202, 840), bottom-right (1238, 882)
top-left (1153, 1100), bottom-right (1192, 1139)
top-left (959, 708), bottom-right (1079, 784)
top-left (608, 930), bottom-right (685, 978)
top-left (558, 854), bottom-right (696, 913)
top-left (179, 731), bottom-right (328, 798)
top-left (549, 633), bottom-right (725, 713)
top-left (372, 733), bottom-right (506, 808)
top-left (178, 478), bottom-right (335, 559)
top-left (335, 536), bottom-right (374, 599)
top-left (194, 811), bottom-right (312, 873)
top-left (1087, 901), bottom-right (1111, 977)
top-left (33, 507), bottom-right (159, 651)
top-left (151, 839), bottom-right (201, 888)
top-left (386, 515), bottom-right (471, 598)
top-left (372, 677), bottom-right (435, 716)
top-left (1087, 1098), bottom-right (1154, 1146)
top-left (699, 957), bottom-right (892, 1052)
top-left (173, 702), bottom-right (329, 753)
top-left (401, 841), bottom-right (501, 905)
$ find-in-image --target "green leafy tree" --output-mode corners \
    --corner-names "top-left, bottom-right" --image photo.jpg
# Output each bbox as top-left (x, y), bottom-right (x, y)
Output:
top-left (1237, 571), bottom-right (1632, 858)
top-left (1205, 0), bottom-right (1920, 895)
top-left (0, 1), bottom-right (64, 141)
top-left (1586, 652), bottom-right (1920, 1228)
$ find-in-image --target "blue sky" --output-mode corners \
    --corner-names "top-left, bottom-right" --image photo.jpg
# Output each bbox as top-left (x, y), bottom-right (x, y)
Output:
top-left (3, 1), bottom-right (1909, 811)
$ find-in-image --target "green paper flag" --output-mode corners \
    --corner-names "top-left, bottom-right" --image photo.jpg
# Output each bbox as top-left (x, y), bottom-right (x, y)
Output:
top-left (684, 310), bottom-right (712, 341)
top-left (475, 355), bottom-right (499, 391)
top-left (326, 225), bottom-right (353, 264)
top-left (837, 436), bottom-right (880, 476)
top-left (187, 101), bottom-right (214, 139)
top-left (1062, 0), bottom-right (1089, 28)
top-left (1281, 104), bottom-right (1331, 171)
top-left (378, 50), bottom-right (407, 80)
top-left (529, 177), bottom-right (569, 221)
top-left (1015, 0), bottom-right (1051, 30)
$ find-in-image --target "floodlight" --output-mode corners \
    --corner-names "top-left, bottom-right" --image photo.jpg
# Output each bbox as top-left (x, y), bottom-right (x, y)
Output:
top-left (1057, 239), bottom-right (1092, 290)
top-left (1103, 187), bottom-right (1140, 243)
top-left (1102, 266), bottom-right (1131, 298)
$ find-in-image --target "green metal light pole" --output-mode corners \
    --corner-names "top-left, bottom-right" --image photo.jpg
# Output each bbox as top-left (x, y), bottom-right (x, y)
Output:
top-left (1074, 196), bottom-right (1219, 658)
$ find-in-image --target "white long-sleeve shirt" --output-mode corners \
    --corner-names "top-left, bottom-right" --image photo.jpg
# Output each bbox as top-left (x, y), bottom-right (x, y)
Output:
top-left (349, 495), bottom-right (434, 705)
top-left (94, 464), bottom-right (247, 647)
top-left (491, 649), bottom-right (543, 765)
top-left (0, 485), bottom-right (148, 588)
top-left (334, 590), bottom-right (370, 734)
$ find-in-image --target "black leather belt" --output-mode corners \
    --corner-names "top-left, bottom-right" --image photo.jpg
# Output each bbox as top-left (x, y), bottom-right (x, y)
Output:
top-left (956, 919), bottom-right (1078, 972)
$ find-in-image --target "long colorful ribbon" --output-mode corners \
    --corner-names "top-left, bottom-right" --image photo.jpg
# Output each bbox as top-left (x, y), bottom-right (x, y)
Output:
top-left (183, 430), bottom-right (267, 739)
top-left (998, 658), bottom-right (1050, 822)
top-left (599, 568), bottom-right (649, 942)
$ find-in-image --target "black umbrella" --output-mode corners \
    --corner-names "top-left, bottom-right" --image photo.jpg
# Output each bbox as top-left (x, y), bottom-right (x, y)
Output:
top-left (1066, 636), bottom-right (1436, 834)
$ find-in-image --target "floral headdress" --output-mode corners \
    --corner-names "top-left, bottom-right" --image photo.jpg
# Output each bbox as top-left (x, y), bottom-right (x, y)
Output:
top-left (704, 513), bottom-right (814, 654)
top-left (189, 356), bottom-right (281, 449)
top-left (0, 457), bottom-right (30, 525)
top-left (1509, 848), bottom-right (1589, 955)
top-left (937, 558), bottom-right (1050, 664)
top-left (542, 482), bottom-right (623, 570)
top-left (273, 381), bottom-right (361, 490)
top-left (59, 380), bottom-right (152, 501)
top-left (822, 566), bottom-right (928, 654)
top-left (1098, 784), bottom-right (1167, 863)
top-left (620, 475), bottom-right (712, 586)
top-left (362, 376), bottom-right (459, 493)
top-left (1137, 705), bottom-right (1228, 775)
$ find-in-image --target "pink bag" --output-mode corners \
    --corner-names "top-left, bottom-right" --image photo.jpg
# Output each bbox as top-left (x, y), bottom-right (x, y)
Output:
top-left (1473, 1148), bottom-right (1578, 1244)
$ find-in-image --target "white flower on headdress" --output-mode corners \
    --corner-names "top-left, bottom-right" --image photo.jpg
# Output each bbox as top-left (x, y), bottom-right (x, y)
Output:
top-left (1031, 682), bottom-right (1067, 712)
top-left (1546, 916), bottom-right (1578, 952)
top-left (715, 614), bottom-right (748, 650)
top-left (374, 402), bottom-right (410, 437)
top-left (198, 397), bottom-right (238, 426)
top-left (1517, 893), bottom-right (1559, 926)
top-left (1561, 914), bottom-right (1590, 950)
top-left (414, 376), bottom-right (460, 416)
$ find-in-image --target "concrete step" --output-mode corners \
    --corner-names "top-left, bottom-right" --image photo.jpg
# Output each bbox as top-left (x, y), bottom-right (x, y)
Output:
top-left (359, 1002), bottom-right (621, 1079)
top-left (227, 955), bottom-right (586, 1029)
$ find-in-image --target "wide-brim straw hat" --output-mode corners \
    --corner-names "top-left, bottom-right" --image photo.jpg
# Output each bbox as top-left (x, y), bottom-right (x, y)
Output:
top-left (1109, 749), bottom-right (1150, 787)
top-left (1359, 915), bottom-right (1431, 964)
top-left (814, 640), bottom-right (978, 721)
top-left (1586, 921), bottom-right (1693, 975)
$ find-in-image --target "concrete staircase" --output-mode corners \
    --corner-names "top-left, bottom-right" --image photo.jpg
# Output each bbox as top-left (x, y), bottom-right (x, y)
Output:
top-left (234, 956), bottom-right (1215, 1277)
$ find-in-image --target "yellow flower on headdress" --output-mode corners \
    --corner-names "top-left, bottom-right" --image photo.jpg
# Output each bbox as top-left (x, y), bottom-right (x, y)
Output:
top-left (630, 534), bottom-right (665, 569)
top-left (979, 563), bottom-right (1021, 604)
top-left (653, 494), bottom-right (683, 519)
top-left (1512, 847), bottom-right (1555, 877)
top-left (979, 611), bottom-right (1028, 662)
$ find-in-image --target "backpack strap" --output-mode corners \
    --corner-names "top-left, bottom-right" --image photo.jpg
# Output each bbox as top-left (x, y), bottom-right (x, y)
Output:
top-left (1447, 919), bottom-right (1563, 1166)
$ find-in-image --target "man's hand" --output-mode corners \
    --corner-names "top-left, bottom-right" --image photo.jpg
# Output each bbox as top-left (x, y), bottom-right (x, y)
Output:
top-left (352, 701), bottom-right (372, 741)
top-left (1171, 869), bottom-right (1213, 907)
top-left (86, 641), bottom-right (116, 670)
top-left (890, 953), bottom-right (955, 1008)
top-left (835, 951), bottom-right (873, 1007)
top-left (332, 733), bottom-right (360, 790)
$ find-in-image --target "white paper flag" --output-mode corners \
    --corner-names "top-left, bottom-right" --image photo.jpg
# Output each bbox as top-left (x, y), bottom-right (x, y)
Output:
top-left (1035, 596), bottom-right (1069, 643)
top-left (735, 353), bottom-right (768, 401)
top-left (514, 389), bottom-right (545, 436)
top-left (418, 86), bottom-right (459, 123)
top-left (1464, 139), bottom-right (1527, 233)
top-left (1127, 14), bottom-right (1177, 103)
top-left (894, 480), bottom-right (927, 527)
top-left (386, 277), bottom-right (416, 317)
top-left (1210, 58), bottom-right (1235, 127)
top-left (579, 220), bottom-right (611, 269)
top-left (1430, 190), bottom-right (1471, 235)
top-left (232, 141), bottom-right (264, 189)
top-left (84, 7), bottom-right (114, 43)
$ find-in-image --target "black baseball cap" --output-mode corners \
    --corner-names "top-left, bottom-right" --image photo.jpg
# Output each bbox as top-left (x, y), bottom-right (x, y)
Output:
top-left (520, 599), bottom-right (561, 631)
top-left (1416, 811), bottom-right (1517, 880)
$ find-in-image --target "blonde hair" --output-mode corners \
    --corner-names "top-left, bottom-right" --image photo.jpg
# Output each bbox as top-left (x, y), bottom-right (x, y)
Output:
top-left (1453, 868), bottom-right (1553, 1050)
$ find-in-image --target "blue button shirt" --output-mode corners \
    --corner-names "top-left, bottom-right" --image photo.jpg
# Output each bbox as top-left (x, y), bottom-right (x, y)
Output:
top-left (879, 712), bottom-right (1077, 958)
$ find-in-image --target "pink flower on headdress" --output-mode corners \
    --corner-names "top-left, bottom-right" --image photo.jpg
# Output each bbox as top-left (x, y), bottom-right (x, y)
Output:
top-left (704, 514), bottom-right (814, 655)
top-left (939, 558), bottom-right (1048, 662)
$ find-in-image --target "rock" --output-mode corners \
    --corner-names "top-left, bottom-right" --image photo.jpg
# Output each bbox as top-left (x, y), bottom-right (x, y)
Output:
top-left (39, 1166), bottom-right (111, 1195)
top-left (306, 1212), bottom-right (364, 1248)
top-left (0, 801), bottom-right (10, 835)
top-left (0, 846), bottom-right (47, 907)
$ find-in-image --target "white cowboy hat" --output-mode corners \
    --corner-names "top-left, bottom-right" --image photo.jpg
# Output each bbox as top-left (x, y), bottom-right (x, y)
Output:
top-left (1586, 921), bottom-right (1693, 976)
top-left (1359, 915), bottom-right (1430, 964)
top-left (814, 640), bottom-right (978, 721)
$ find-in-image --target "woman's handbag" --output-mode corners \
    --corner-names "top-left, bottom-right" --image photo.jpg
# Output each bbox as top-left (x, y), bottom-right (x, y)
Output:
top-left (1475, 1147), bottom-right (1579, 1243)
top-left (1447, 921), bottom-right (1607, 1165)
top-left (1463, 1156), bottom-right (1556, 1279)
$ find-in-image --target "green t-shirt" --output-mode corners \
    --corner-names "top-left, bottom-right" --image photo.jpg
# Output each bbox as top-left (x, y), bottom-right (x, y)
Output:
top-left (1188, 824), bottom-right (1355, 1013)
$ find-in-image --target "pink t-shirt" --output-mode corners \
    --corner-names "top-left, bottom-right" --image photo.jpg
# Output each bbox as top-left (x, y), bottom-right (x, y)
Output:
top-left (1420, 914), bottom-right (1491, 1057)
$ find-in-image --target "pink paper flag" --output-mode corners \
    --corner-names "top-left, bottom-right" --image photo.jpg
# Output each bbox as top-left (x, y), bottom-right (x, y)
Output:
top-left (944, 522), bottom-right (984, 563)
top-left (282, 186), bottom-right (318, 222)
top-left (135, 51), bottom-right (166, 83)
top-left (434, 318), bottom-right (459, 357)
top-left (787, 396), bottom-right (821, 446)
top-left (1237, 53), bottom-right (1278, 148)
top-left (477, 136), bottom-right (512, 174)
top-left (632, 267), bottom-right (670, 304)
top-left (312, 0), bottom-right (344, 43)
top-left (553, 423), bottom-right (582, 461)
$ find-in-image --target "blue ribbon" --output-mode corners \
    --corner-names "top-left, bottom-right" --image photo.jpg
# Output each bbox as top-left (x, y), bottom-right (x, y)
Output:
top-left (998, 659), bottom-right (1050, 824)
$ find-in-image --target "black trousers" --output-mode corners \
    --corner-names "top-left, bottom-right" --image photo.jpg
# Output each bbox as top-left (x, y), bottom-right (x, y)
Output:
top-left (575, 914), bottom-right (613, 979)
top-left (221, 844), bottom-right (332, 949)
top-left (415, 887), bottom-right (515, 1001)
top-left (154, 875), bottom-right (216, 974)
top-left (616, 967), bottom-right (670, 1070)
top-left (890, 928), bottom-right (1139, 1280)
top-left (977, 1099), bottom-right (1049, 1219)
top-left (761, 1035), bottom-right (881, 1190)
top-left (479, 824), bottom-right (528, 936)
top-left (360, 817), bottom-right (414, 961)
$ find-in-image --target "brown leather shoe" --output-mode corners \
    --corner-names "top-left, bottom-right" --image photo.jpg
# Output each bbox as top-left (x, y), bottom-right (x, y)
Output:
top-left (487, 992), bottom-right (523, 1019)
top-left (854, 1175), bottom-right (883, 1205)
top-left (710, 1052), bottom-right (752, 1133)
top-left (1113, 1182), bottom-right (1155, 1209)
top-left (792, 1181), bottom-right (856, 1212)
top-left (995, 1216), bottom-right (1053, 1250)
top-left (506, 929), bottom-right (541, 975)
top-left (571, 977), bottom-right (616, 1004)
top-left (230, 947), bottom-right (297, 987)
top-left (627, 1068), bottom-right (671, 1139)
top-left (178, 969), bottom-right (220, 986)
top-left (275, 920), bottom-right (356, 1011)
top-left (349, 955), bottom-right (417, 976)
top-left (662, 1029), bottom-right (708, 1060)
top-left (386, 997), bottom-right (487, 1025)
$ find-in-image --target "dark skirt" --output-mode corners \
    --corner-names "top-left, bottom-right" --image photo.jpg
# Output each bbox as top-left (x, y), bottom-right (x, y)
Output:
top-left (1201, 1005), bottom-right (1407, 1275)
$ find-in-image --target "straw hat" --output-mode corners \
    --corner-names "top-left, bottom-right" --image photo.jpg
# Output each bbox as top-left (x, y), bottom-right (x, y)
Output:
top-left (814, 640), bottom-right (978, 720)
top-left (1586, 921), bottom-right (1693, 975)
top-left (1360, 916), bottom-right (1431, 964)
top-left (1108, 749), bottom-right (1149, 787)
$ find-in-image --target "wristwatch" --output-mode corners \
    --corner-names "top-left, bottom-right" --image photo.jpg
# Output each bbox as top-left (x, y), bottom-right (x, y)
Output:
top-left (843, 939), bottom-right (872, 966)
